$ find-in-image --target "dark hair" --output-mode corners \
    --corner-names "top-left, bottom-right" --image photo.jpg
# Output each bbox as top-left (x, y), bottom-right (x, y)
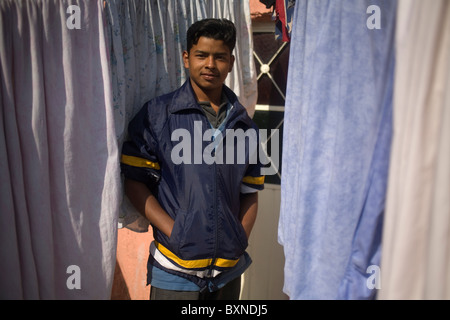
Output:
top-left (186, 18), bottom-right (236, 54)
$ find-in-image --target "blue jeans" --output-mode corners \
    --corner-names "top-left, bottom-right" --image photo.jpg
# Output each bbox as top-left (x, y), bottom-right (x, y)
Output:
top-left (149, 275), bottom-right (241, 300)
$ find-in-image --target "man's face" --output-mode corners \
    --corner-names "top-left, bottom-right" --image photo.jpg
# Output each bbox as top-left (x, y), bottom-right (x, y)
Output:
top-left (183, 36), bottom-right (235, 96)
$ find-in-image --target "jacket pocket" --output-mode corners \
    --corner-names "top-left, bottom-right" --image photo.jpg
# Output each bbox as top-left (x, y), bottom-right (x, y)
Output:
top-left (222, 212), bottom-right (249, 257)
top-left (235, 219), bottom-right (249, 252)
top-left (168, 209), bottom-right (187, 256)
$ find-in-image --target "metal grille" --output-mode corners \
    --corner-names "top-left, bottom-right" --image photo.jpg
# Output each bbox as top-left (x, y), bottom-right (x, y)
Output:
top-left (254, 41), bottom-right (288, 102)
top-left (252, 33), bottom-right (289, 184)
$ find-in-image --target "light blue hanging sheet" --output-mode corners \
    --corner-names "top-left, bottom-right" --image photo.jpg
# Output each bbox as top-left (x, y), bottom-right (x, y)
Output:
top-left (278, 0), bottom-right (397, 299)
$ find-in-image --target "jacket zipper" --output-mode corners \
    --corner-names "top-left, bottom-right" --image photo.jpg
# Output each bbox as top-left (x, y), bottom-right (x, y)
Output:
top-left (204, 105), bottom-right (244, 279)
top-left (208, 160), bottom-right (218, 279)
top-left (207, 108), bottom-right (220, 276)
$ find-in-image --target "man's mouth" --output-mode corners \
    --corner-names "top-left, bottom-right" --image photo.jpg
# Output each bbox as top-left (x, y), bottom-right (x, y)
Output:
top-left (201, 73), bottom-right (217, 81)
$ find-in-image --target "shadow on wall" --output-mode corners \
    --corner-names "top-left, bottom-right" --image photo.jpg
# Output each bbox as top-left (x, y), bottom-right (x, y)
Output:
top-left (111, 228), bottom-right (154, 300)
top-left (111, 261), bottom-right (131, 300)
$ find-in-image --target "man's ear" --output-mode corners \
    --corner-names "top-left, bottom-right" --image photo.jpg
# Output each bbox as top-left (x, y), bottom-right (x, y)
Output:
top-left (183, 50), bottom-right (190, 69)
top-left (229, 54), bottom-right (235, 73)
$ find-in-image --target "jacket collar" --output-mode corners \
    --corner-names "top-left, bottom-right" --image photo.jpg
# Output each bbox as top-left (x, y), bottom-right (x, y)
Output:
top-left (168, 79), bottom-right (253, 127)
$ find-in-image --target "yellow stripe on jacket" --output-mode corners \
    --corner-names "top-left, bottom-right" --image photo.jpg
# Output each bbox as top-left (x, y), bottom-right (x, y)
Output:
top-left (155, 241), bottom-right (239, 269)
top-left (121, 154), bottom-right (160, 170)
top-left (242, 175), bottom-right (265, 185)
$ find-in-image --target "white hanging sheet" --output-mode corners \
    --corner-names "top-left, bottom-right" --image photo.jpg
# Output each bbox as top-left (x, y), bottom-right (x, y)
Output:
top-left (0, 0), bottom-right (120, 299)
top-left (379, 0), bottom-right (450, 300)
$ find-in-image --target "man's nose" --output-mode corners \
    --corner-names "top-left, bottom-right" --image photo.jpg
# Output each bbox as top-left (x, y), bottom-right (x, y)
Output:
top-left (205, 56), bottom-right (216, 69)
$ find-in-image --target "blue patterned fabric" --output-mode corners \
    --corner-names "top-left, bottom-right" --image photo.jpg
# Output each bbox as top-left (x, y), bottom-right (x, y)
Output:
top-left (279, 0), bottom-right (397, 299)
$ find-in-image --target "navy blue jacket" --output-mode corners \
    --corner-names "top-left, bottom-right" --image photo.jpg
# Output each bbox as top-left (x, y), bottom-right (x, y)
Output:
top-left (121, 80), bottom-right (265, 287)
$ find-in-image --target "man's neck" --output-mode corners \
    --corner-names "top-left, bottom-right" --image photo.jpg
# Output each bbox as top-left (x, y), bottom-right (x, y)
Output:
top-left (190, 80), bottom-right (223, 113)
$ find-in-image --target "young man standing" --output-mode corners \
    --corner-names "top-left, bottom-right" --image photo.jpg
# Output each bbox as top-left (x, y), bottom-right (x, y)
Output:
top-left (120, 19), bottom-right (265, 300)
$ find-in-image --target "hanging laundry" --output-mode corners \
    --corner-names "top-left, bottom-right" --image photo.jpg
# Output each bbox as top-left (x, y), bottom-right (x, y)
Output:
top-left (274, 0), bottom-right (295, 42)
top-left (258, 0), bottom-right (295, 42)
top-left (260, 0), bottom-right (276, 9)
top-left (279, 0), bottom-right (397, 299)
top-left (379, 0), bottom-right (450, 300)
top-left (259, 0), bottom-right (295, 42)
top-left (0, 0), bottom-right (120, 299)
